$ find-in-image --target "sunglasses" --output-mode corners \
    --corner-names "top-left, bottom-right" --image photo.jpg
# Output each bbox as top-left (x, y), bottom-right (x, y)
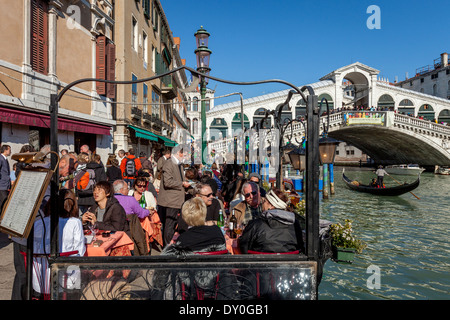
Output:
top-left (136, 184), bottom-right (147, 188)
top-left (244, 191), bottom-right (258, 198)
top-left (200, 193), bottom-right (214, 198)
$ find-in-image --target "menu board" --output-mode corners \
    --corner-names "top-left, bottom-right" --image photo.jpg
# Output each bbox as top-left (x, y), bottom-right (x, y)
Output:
top-left (0, 168), bottom-right (53, 238)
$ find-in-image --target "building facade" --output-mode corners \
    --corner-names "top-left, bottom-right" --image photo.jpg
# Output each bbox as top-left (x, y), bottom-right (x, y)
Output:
top-left (113, 0), bottom-right (188, 158)
top-left (395, 52), bottom-right (450, 123)
top-left (0, 0), bottom-right (116, 163)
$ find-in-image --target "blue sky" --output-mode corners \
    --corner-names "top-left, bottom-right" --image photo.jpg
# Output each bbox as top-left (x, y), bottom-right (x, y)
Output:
top-left (160, 0), bottom-right (449, 105)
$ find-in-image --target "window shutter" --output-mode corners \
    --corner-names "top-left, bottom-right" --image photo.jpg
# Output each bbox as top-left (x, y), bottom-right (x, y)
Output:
top-left (106, 42), bottom-right (116, 99)
top-left (96, 35), bottom-right (107, 95)
top-left (31, 0), bottom-right (48, 74)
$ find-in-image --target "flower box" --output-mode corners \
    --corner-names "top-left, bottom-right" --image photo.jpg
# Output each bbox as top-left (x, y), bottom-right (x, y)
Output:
top-left (332, 246), bottom-right (356, 264)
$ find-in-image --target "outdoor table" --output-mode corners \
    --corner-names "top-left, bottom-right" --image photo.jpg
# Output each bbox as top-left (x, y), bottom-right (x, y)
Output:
top-left (85, 231), bottom-right (134, 257)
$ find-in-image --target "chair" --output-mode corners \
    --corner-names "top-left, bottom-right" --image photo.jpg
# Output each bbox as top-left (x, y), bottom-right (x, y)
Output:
top-left (181, 249), bottom-right (229, 300)
top-left (248, 250), bottom-right (300, 298)
top-left (21, 250), bottom-right (79, 300)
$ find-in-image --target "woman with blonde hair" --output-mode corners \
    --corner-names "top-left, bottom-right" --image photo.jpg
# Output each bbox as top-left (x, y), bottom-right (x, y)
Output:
top-left (162, 197), bottom-right (226, 254)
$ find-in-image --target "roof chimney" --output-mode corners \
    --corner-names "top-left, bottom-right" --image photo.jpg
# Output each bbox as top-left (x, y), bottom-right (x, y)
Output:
top-left (441, 52), bottom-right (448, 68)
top-left (173, 37), bottom-right (181, 51)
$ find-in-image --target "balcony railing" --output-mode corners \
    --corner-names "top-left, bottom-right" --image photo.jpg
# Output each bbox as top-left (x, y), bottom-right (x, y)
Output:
top-left (131, 107), bottom-right (142, 120)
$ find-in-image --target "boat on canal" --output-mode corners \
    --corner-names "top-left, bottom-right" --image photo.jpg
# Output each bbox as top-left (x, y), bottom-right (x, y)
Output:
top-left (385, 164), bottom-right (425, 175)
top-left (434, 165), bottom-right (450, 175)
top-left (342, 170), bottom-right (420, 196)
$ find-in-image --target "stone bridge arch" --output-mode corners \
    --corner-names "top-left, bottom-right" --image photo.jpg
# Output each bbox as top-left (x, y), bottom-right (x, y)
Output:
top-left (327, 115), bottom-right (450, 166)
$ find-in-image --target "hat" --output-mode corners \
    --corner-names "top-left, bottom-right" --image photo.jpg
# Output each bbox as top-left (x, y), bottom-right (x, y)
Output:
top-left (265, 189), bottom-right (287, 210)
top-left (249, 172), bottom-right (261, 180)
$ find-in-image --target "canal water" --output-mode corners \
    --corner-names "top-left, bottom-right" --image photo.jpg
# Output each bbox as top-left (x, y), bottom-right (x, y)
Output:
top-left (317, 167), bottom-right (450, 300)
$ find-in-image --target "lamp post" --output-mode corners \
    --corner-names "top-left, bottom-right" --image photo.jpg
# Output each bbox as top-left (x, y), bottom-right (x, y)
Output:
top-left (318, 98), bottom-right (339, 198)
top-left (194, 26), bottom-right (212, 165)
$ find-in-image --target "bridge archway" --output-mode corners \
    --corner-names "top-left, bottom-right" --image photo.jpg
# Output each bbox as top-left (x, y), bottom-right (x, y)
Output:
top-left (341, 71), bottom-right (370, 108)
top-left (318, 93), bottom-right (334, 112)
top-left (295, 99), bottom-right (306, 117)
top-left (231, 113), bottom-right (250, 134)
top-left (438, 109), bottom-right (450, 124)
top-left (253, 108), bottom-right (272, 128)
top-left (398, 99), bottom-right (415, 115)
top-left (210, 118), bottom-right (228, 141)
top-left (418, 104), bottom-right (435, 121)
top-left (377, 94), bottom-right (395, 110)
top-left (329, 124), bottom-right (450, 166)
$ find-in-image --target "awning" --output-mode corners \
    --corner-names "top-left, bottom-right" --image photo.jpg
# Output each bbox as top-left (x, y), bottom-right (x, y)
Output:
top-left (157, 135), bottom-right (177, 147)
top-left (129, 125), bottom-right (177, 146)
top-left (128, 125), bottom-right (159, 142)
top-left (0, 106), bottom-right (111, 135)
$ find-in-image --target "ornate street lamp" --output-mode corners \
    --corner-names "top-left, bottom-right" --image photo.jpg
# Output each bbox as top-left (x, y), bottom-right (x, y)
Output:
top-left (318, 97), bottom-right (340, 165)
top-left (318, 134), bottom-right (339, 165)
top-left (194, 26), bottom-right (212, 165)
top-left (288, 145), bottom-right (306, 171)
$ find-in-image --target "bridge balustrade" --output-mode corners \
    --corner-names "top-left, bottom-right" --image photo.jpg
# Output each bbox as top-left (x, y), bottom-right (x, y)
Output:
top-left (207, 111), bottom-right (450, 156)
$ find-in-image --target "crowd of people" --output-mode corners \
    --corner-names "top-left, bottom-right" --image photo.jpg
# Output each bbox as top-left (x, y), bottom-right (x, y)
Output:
top-left (0, 143), bottom-right (305, 300)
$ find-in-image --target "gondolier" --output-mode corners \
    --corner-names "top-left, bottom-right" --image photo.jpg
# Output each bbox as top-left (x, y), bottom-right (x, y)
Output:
top-left (375, 165), bottom-right (389, 188)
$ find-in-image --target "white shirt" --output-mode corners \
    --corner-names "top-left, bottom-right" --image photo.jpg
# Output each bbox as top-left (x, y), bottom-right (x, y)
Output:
top-left (32, 216), bottom-right (86, 293)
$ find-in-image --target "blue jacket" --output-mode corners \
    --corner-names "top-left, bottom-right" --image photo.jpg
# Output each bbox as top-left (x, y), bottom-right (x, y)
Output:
top-left (0, 155), bottom-right (11, 190)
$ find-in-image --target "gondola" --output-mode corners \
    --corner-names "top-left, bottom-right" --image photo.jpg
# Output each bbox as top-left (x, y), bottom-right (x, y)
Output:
top-left (342, 170), bottom-right (420, 196)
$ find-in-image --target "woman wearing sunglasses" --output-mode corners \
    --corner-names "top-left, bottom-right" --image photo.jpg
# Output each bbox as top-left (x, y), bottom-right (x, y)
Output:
top-left (129, 176), bottom-right (157, 211)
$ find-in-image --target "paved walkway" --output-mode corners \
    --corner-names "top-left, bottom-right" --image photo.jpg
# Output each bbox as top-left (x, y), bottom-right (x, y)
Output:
top-left (0, 232), bottom-right (14, 300)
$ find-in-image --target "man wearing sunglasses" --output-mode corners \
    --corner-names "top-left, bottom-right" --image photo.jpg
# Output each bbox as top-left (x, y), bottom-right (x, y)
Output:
top-left (176, 182), bottom-right (223, 234)
top-left (233, 181), bottom-right (263, 226)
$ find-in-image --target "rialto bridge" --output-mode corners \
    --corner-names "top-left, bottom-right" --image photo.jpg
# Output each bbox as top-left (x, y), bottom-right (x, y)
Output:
top-left (202, 62), bottom-right (450, 166)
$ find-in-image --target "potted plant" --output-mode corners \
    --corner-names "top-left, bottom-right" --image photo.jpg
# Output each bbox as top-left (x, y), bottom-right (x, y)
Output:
top-left (329, 219), bottom-right (366, 264)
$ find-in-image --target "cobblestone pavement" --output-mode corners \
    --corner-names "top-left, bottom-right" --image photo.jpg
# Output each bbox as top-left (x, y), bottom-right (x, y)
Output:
top-left (0, 232), bottom-right (14, 300)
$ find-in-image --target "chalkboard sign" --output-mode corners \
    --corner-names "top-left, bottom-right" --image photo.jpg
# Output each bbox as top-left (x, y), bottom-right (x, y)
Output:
top-left (0, 168), bottom-right (53, 238)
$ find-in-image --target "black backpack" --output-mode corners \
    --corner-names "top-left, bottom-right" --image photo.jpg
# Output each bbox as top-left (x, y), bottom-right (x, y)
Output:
top-left (124, 157), bottom-right (137, 177)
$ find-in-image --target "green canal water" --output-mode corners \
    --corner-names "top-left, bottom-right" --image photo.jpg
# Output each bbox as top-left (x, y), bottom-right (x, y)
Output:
top-left (317, 167), bottom-right (450, 300)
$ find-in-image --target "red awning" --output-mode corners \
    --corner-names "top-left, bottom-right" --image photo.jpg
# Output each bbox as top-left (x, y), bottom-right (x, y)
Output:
top-left (0, 106), bottom-right (111, 135)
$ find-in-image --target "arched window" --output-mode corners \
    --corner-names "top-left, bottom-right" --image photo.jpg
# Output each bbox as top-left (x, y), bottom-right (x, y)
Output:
top-left (187, 98), bottom-right (191, 111)
top-left (187, 118), bottom-right (191, 133)
top-left (193, 97), bottom-right (198, 111)
top-left (193, 118), bottom-right (199, 135)
top-left (205, 99), bottom-right (210, 112)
